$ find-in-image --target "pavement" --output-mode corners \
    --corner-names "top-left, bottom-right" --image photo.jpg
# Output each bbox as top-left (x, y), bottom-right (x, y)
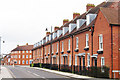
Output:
top-left (0, 65), bottom-right (13, 79)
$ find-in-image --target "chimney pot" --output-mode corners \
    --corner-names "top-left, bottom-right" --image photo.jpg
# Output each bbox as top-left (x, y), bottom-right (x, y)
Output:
top-left (54, 26), bottom-right (59, 31)
top-left (63, 19), bottom-right (69, 25)
top-left (46, 32), bottom-right (51, 36)
top-left (26, 43), bottom-right (28, 45)
top-left (17, 45), bottom-right (19, 47)
top-left (73, 13), bottom-right (80, 19)
top-left (86, 4), bottom-right (95, 11)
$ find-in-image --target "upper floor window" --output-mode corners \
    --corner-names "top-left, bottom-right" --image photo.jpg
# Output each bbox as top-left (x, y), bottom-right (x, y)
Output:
top-left (19, 51), bottom-right (21, 53)
top-left (19, 55), bottom-right (20, 58)
top-left (99, 34), bottom-right (103, 50)
top-left (86, 34), bottom-right (89, 47)
top-left (52, 45), bottom-right (54, 53)
top-left (26, 51), bottom-right (28, 53)
top-left (68, 39), bottom-right (70, 50)
top-left (76, 37), bottom-right (79, 49)
top-left (62, 42), bottom-right (64, 51)
top-left (23, 51), bottom-right (25, 53)
top-left (57, 43), bottom-right (58, 52)
top-left (30, 50), bottom-right (32, 53)
top-left (26, 60), bottom-right (28, 64)
top-left (22, 60), bottom-right (24, 64)
top-left (29, 55), bottom-right (32, 58)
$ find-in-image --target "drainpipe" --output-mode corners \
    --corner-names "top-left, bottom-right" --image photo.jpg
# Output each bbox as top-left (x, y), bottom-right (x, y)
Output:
top-left (43, 45), bottom-right (44, 64)
top-left (110, 24), bottom-right (113, 78)
top-left (71, 35), bottom-right (74, 72)
top-left (59, 40), bottom-right (60, 71)
top-left (91, 25), bottom-right (94, 66)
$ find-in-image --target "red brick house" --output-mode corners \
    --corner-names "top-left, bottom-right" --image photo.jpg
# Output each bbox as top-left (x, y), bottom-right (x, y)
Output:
top-left (9, 43), bottom-right (33, 65)
top-left (32, 1), bottom-right (120, 79)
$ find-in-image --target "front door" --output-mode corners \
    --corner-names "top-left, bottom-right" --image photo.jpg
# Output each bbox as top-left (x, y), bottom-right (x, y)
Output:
top-left (94, 58), bottom-right (97, 67)
top-left (83, 56), bottom-right (85, 69)
top-left (79, 56), bottom-right (81, 70)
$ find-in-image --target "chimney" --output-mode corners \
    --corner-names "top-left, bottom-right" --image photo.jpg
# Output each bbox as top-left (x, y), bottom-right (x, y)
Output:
top-left (54, 26), bottom-right (59, 31)
top-left (86, 4), bottom-right (95, 11)
top-left (17, 45), bottom-right (19, 47)
top-left (26, 43), bottom-right (28, 45)
top-left (63, 19), bottom-right (69, 25)
top-left (46, 32), bottom-right (51, 36)
top-left (73, 13), bottom-right (80, 19)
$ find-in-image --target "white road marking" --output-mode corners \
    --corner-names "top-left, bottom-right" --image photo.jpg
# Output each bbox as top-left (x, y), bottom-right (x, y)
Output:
top-left (32, 73), bottom-right (40, 76)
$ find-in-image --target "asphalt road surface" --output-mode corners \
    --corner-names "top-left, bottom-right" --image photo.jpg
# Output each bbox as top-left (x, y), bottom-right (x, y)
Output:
top-left (5, 66), bottom-right (83, 80)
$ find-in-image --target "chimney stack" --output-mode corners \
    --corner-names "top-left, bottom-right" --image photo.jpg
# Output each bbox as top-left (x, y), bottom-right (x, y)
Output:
top-left (54, 26), bottom-right (59, 31)
top-left (73, 13), bottom-right (80, 19)
top-left (63, 19), bottom-right (69, 25)
top-left (17, 45), bottom-right (19, 47)
top-left (26, 43), bottom-right (28, 45)
top-left (86, 4), bottom-right (95, 11)
top-left (46, 32), bottom-right (51, 36)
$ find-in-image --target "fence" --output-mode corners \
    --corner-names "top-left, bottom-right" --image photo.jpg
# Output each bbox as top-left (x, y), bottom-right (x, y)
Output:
top-left (30, 63), bottom-right (109, 78)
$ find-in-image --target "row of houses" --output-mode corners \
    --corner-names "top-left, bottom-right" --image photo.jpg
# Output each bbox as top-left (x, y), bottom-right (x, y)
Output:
top-left (1, 43), bottom-right (33, 65)
top-left (32, 1), bottom-right (120, 79)
top-left (1, 1), bottom-right (120, 79)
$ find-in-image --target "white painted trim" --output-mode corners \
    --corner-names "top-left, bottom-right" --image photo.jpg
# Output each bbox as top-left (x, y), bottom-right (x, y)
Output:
top-left (112, 70), bottom-right (120, 72)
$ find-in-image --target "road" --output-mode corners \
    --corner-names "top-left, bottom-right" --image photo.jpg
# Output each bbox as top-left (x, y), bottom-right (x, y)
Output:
top-left (6, 66), bottom-right (82, 80)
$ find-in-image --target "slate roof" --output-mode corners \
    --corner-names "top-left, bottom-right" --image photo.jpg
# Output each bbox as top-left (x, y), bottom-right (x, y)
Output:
top-left (11, 45), bottom-right (33, 51)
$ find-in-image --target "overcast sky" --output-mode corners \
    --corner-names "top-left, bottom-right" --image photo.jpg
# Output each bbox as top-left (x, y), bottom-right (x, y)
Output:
top-left (0, 0), bottom-right (106, 55)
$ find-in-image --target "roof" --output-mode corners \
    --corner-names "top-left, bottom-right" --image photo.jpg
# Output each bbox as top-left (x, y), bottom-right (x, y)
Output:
top-left (100, 7), bottom-right (119, 25)
top-left (11, 45), bottom-right (33, 51)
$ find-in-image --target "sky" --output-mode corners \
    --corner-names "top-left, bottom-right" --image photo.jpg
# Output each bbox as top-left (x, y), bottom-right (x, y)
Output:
top-left (0, 0), bottom-right (106, 55)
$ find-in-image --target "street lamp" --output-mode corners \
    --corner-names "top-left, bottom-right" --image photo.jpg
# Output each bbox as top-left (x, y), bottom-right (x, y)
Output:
top-left (45, 26), bottom-right (52, 69)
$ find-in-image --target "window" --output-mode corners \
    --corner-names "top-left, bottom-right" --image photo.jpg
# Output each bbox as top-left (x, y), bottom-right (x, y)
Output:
top-left (30, 50), bottom-right (32, 53)
top-left (23, 55), bottom-right (24, 58)
top-left (29, 55), bottom-right (32, 58)
top-left (23, 51), bottom-right (25, 53)
top-left (75, 55), bottom-right (77, 66)
top-left (62, 42), bottom-right (64, 51)
top-left (87, 53), bottom-right (90, 67)
top-left (99, 34), bottom-right (103, 50)
top-left (26, 55), bottom-right (28, 58)
top-left (45, 47), bottom-right (46, 54)
top-left (57, 56), bottom-right (59, 64)
top-left (26, 51), bottom-right (28, 53)
top-left (30, 60), bottom-right (32, 64)
top-left (19, 51), bottom-right (21, 53)
top-left (22, 60), bottom-right (24, 64)
top-left (101, 57), bottom-right (105, 66)
top-left (26, 60), bottom-right (28, 64)
top-left (76, 37), bottom-right (79, 48)
top-left (86, 34), bottom-right (89, 47)
top-left (19, 55), bottom-right (20, 58)
top-left (69, 55), bottom-right (71, 66)
top-left (68, 39), bottom-right (70, 50)
top-left (19, 60), bottom-right (20, 64)
top-left (61, 56), bottom-right (63, 64)
top-left (57, 43), bottom-right (58, 52)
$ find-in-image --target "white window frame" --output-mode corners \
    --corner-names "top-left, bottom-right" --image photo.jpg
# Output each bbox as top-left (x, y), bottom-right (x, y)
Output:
top-left (87, 53), bottom-right (90, 67)
top-left (26, 55), bottom-right (28, 58)
top-left (62, 42), bottom-right (64, 51)
top-left (101, 57), bottom-right (105, 66)
top-left (76, 37), bottom-right (79, 49)
top-left (22, 60), bottom-right (24, 64)
top-left (23, 51), bottom-right (25, 53)
top-left (86, 34), bottom-right (89, 47)
top-left (69, 55), bottom-right (71, 66)
top-left (23, 55), bottom-right (24, 58)
top-left (19, 55), bottom-right (20, 58)
top-left (26, 50), bottom-right (28, 53)
top-left (75, 54), bottom-right (77, 66)
top-left (29, 55), bottom-right (32, 58)
top-left (26, 60), bottom-right (28, 64)
top-left (19, 60), bottom-right (20, 64)
top-left (52, 45), bottom-right (54, 53)
top-left (19, 51), bottom-right (21, 53)
top-left (68, 39), bottom-right (70, 50)
top-left (99, 34), bottom-right (103, 50)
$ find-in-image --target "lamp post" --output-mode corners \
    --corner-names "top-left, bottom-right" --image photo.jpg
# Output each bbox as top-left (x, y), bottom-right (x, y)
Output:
top-left (45, 26), bottom-right (52, 69)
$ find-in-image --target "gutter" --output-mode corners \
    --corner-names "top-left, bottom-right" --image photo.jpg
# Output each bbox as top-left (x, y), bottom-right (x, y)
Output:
top-left (110, 24), bottom-right (113, 78)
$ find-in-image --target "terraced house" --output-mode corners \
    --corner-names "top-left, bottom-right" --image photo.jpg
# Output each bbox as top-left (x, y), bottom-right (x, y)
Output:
top-left (32, 1), bottom-right (120, 79)
top-left (9, 43), bottom-right (33, 65)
